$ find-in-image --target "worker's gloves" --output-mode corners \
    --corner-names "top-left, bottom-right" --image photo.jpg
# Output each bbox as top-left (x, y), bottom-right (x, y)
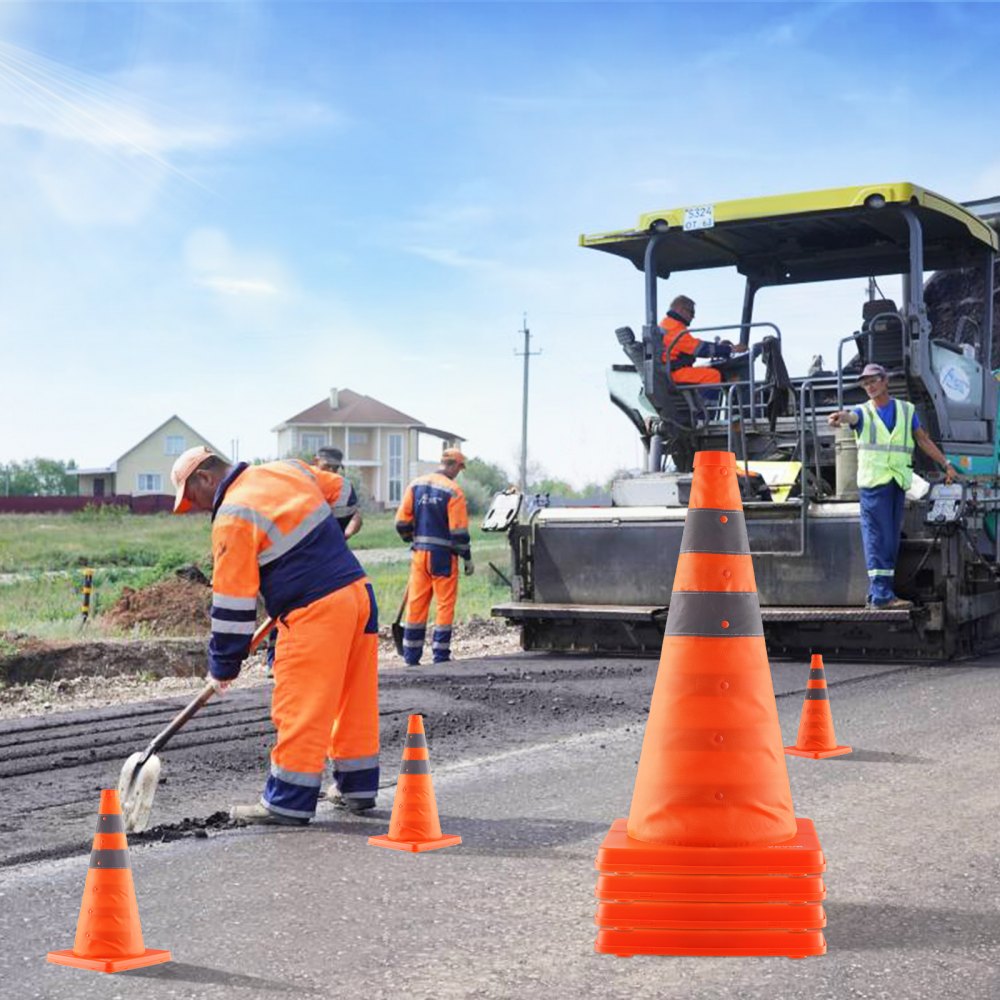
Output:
top-left (206, 674), bottom-right (232, 695)
top-left (464, 559), bottom-right (475, 577)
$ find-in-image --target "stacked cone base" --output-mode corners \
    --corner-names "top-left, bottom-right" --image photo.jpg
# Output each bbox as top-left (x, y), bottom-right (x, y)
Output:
top-left (367, 832), bottom-right (462, 853)
top-left (47, 948), bottom-right (172, 974)
top-left (784, 743), bottom-right (852, 759)
top-left (595, 818), bottom-right (827, 959)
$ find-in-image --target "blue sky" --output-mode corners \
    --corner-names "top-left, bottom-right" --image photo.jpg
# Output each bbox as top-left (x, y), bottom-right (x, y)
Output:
top-left (2, 1), bottom-right (1000, 485)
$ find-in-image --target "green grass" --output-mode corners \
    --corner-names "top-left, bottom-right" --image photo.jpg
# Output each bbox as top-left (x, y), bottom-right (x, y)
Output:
top-left (0, 512), bottom-right (512, 643)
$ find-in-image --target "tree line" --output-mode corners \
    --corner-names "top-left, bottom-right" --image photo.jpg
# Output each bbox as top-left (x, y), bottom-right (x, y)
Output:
top-left (0, 458), bottom-right (78, 496)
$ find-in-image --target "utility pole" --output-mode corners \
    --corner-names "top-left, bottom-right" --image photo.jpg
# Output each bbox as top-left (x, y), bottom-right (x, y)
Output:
top-left (515, 313), bottom-right (541, 492)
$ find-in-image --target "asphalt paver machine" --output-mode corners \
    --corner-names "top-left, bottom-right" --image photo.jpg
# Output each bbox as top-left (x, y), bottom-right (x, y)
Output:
top-left (490, 183), bottom-right (1000, 660)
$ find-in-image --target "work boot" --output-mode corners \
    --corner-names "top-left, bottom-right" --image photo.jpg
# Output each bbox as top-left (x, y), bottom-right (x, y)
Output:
top-left (229, 802), bottom-right (308, 827)
top-left (327, 789), bottom-right (377, 814)
top-left (884, 597), bottom-right (914, 610)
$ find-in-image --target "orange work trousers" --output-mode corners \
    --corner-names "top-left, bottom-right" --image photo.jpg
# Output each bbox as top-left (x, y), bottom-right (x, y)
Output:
top-left (402, 550), bottom-right (458, 665)
top-left (262, 578), bottom-right (379, 820)
top-left (673, 365), bottom-right (722, 384)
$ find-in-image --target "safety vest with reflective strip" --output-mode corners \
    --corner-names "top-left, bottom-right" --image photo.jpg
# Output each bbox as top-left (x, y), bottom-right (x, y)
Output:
top-left (395, 472), bottom-right (471, 560)
top-left (854, 399), bottom-right (915, 491)
top-left (208, 460), bottom-right (364, 679)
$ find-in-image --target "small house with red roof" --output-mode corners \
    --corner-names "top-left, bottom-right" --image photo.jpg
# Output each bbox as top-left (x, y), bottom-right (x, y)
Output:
top-left (272, 388), bottom-right (464, 507)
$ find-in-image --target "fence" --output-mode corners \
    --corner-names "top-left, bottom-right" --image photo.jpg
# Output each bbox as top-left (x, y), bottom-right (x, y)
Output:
top-left (0, 495), bottom-right (177, 515)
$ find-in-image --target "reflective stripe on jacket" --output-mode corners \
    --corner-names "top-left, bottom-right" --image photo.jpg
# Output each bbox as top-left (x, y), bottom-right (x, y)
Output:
top-left (854, 399), bottom-right (915, 491)
top-left (208, 460), bottom-right (365, 679)
top-left (395, 472), bottom-right (471, 561)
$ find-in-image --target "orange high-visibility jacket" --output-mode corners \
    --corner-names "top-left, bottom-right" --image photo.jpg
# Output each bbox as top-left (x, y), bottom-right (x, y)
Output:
top-left (660, 311), bottom-right (732, 369)
top-left (395, 472), bottom-right (471, 573)
top-left (208, 459), bottom-right (364, 679)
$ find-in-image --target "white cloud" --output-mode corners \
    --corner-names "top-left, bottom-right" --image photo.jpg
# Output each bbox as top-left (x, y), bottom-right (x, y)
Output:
top-left (196, 276), bottom-right (279, 297)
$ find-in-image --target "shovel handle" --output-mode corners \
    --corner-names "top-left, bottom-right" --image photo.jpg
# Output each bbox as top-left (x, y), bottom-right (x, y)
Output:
top-left (137, 616), bottom-right (275, 762)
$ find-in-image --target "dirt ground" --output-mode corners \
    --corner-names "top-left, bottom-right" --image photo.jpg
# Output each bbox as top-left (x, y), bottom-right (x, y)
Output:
top-left (0, 617), bottom-right (521, 720)
top-left (101, 567), bottom-right (212, 635)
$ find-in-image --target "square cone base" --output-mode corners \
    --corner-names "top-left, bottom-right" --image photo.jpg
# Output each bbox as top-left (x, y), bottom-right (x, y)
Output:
top-left (785, 744), bottom-right (852, 759)
top-left (368, 833), bottom-right (462, 853)
top-left (596, 817), bottom-right (826, 875)
top-left (47, 948), bottom-right (172, 973)
top-left (594, 818), bottom-right (826, 959)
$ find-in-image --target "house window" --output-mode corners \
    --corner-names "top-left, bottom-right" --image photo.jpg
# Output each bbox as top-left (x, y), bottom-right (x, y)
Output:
top-left (388, 434), bottom-right (403, 504)
top-left (348, 431), bottom-right (369, 446)
top-left (137, 473), bottom-right (162, 493)
top-left (165, 435), bottom-right (185, 456)
top-left (301, 432), bottom-right (326, 454)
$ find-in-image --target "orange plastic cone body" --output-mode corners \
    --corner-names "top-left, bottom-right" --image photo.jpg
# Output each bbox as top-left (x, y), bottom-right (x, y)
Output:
top-left (785, 654), bottom-right (852, 759)
top-left (594, 451), bottom-right (827, 959)
top-left (47, 789), bottom-right (171, 973)
top-left (368, 714), bottom-right (461, 853)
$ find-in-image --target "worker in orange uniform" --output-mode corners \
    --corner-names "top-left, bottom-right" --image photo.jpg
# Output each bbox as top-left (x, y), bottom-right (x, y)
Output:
top-left (660, 294), bottom-right (742, 385)
top-left (169, 445), bottom-right (379, 825)
top-left (395, 448), bottom-right (472, 666)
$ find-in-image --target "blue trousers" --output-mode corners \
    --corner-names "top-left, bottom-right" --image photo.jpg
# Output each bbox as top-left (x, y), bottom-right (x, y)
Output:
top-left (859, 483), bottom-right (905, 605)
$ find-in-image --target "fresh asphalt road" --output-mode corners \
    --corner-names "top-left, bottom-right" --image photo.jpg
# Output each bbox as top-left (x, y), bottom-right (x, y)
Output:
top-left (0, 655), bottom-right (998, 1000)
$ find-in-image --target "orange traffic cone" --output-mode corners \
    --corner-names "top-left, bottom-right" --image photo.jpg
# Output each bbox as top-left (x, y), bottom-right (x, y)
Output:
top-left (47, 789), bottom-right (171, 973)
top-left (594, 451), bottom-right (827, 959)
top-left (368, 714), bottom-right (461, 853)
top-left (785, 654), bottom-right (852, 759)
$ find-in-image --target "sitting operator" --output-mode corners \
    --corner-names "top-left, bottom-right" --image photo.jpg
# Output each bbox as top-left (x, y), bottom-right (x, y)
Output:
top-left (660, 295), bottom-right (748, 386)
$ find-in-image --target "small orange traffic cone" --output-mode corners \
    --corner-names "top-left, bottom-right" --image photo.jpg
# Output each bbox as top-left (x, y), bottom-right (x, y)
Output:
top-left (594, 451), bottom-right (827, 959)
top-left (785, 654), bottom-right (852, 759)
top-left (368, 714), bottom-right (461, 853)
top-left (47, 789), bottom-right (171, 973)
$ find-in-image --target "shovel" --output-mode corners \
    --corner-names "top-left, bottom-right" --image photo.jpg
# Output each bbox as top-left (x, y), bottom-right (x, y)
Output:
top-left (391, 585), bottom-right (409, 657)
top-left (118, 617), bottom-right (274, 833)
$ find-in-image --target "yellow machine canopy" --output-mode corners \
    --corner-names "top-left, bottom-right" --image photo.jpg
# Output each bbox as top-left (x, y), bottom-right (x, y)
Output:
top-left (580, 182), bottom-right (998, 285)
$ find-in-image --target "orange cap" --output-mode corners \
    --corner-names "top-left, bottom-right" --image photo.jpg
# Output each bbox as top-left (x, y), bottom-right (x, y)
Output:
top-left (441, 448), bottom-right (466, 469)
top-left (170, 446), bottom-right (215, 513)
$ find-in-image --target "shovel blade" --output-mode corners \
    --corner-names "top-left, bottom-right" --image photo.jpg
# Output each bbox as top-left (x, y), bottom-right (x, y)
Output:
top-left (119, 751), bottom-right (161, 833)
top-left (391, 621), bottom-right (405, 657)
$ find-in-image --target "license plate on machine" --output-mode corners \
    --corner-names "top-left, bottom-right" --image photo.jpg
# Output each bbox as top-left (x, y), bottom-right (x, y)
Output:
top-left (683, 204), bottom-right (715, 231)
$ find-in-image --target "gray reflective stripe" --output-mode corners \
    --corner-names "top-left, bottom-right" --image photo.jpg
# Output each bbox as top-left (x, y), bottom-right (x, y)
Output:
top-left (259, 504), bottom-right (332, 566)
top-left (867, 568), bottom-right (894, 577)
top-left (332, 504), bottom-right (357, 518)
top-left (804, 689), bottom-right (829, 700)
top-left (261, 797), bottom-right (314, 819)
top-left (680, 509), bottom-right (750, 555)
top-left (270, 763), bottom-right (323, 788)
top-left (808, 669), bottom-right (826, 680)
top-left (96, 813), bottom-right (125, 834)
top-left (402, 639), bottom-right (424, 648)
top-left (399, 759), bottom-right (430, 775)
top-left (857, 443), bottom-right (912, 454)
top-left (665, 591), bottom-right (763, 637)
top-left (211, 618), bottom-right (257, 635)
top-left (332, 755), bottom-right (379, 772)
top-left (90, 849), bottom-right (130, 869)
top-left (212, 593), bottom-right (258, 611)
top-left (432, 641), bottom-right (451, 650)
top-left (404, 734), bottom-right (427, 749)
top-left (402, 622), bottom-right (426, 632)
top-left (283, 459), bottom-right (316, 482)
top-left (432, 625), bottom-right (453, 634)
top-left (414, 535), bottom-right (454, 548)
top-left (217, 503), bottom-right (282, 544)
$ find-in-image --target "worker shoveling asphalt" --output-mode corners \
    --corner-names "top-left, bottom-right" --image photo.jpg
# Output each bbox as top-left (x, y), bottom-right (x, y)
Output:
top-left (118, 618), bottom-right (273, 833)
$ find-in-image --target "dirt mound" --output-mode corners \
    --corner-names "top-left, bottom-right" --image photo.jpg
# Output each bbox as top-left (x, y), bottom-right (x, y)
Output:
top-left (104, 568), bottom-right (212, 636)
top-left (924, 258), bottom-right (1000, 367)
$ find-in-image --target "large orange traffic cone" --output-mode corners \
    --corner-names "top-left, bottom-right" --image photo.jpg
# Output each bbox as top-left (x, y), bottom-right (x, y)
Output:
top-left (368, 714), bottom-right (461, 853)
top-left (594, 451), bottom-right (827, 959)
top-left (785, 654), bottom-right (852, 759)
top-left (47, 789), bottom-right (171, 973)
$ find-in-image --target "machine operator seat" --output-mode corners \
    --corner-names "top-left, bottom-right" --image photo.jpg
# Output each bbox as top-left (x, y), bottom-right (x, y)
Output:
top-left (615, 326), bottom-right (708, 428)
top-left (855, 299), bottom-right (905, 372)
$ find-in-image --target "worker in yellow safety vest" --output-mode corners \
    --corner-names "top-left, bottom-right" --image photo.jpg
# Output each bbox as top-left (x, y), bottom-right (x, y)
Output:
top-left (828, 363), bottom-right (957, 608)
